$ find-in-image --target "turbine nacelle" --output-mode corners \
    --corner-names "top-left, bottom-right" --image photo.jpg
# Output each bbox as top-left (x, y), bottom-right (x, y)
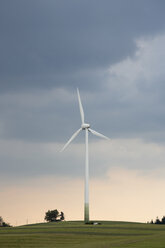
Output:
top-left (60, 89), bottom-right (110, 153)
top-left (81, 123), bottom-right (90, 129)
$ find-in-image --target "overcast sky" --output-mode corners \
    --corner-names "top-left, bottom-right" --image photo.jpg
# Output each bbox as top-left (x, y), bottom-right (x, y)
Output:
top-left (1, 0), bottom-right (165, 225)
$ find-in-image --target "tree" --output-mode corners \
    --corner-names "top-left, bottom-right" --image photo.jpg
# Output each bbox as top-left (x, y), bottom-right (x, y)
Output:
top-left (161, 216), bottom-right (165, 224)
top-left (0, 216), bottom-right (3, 226)
top-left (150, 219), bottom-right (154, 224)
top-left (45, 209), bottom-right (59, 222)
top-left (155, 217), bottom-right (161, 224)
top-left (0, 216), bottom-right (11, 227)
top-left (60, 212), bottom-right (65, 221)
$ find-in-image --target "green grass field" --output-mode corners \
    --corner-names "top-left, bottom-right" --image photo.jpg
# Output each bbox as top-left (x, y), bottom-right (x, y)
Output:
top-left (0, 221), bottom-right (165, 248)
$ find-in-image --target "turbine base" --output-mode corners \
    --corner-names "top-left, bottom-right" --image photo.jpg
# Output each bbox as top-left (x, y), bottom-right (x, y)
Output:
top-left (84, 202), bottom-right (89, 223)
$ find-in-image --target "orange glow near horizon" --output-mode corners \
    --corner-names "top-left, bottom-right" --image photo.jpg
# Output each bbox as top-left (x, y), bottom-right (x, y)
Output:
top-left (1, 167), bottom-right (165, 226)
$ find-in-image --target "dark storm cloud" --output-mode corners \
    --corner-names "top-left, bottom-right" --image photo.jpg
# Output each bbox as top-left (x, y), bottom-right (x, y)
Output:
top-left (1, 0), bottom-right (165, 91)
top-left (1, 0), bottom-right (165, 181)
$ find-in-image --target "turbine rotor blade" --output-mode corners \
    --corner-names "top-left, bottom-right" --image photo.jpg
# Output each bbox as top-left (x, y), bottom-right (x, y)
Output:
top-left (88, 128), bottom-right (110, 140)
top-left (77, 88), bottom-right (85, 124)
top-left (60, 128), bottom-right (82, 152)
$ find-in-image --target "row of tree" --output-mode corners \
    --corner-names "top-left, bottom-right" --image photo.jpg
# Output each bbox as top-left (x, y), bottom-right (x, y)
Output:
top-left (150, 216), bottom-right (165, 224)
top-left (44, 209), bottom-right (65, 222)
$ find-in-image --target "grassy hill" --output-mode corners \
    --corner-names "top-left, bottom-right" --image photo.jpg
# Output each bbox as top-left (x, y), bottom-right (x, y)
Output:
top-left (0, 221), bottom-right (165, 247)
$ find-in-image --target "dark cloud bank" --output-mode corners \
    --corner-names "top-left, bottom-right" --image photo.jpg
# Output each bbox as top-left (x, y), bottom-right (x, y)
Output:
top-left (1, 0), bottom-right (165, 91)
top-left (1, 1), bottom-right (165, 179)
top-left (0, 0), bottom-right (165, 138)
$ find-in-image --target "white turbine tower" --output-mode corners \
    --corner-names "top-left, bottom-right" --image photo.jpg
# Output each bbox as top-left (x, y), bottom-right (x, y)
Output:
top-left (61, 89), bottom-right (109, 223)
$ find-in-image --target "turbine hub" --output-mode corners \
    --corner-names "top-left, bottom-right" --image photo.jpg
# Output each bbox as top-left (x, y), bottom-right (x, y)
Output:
top-left (81, 123), bottom-right (90, 129)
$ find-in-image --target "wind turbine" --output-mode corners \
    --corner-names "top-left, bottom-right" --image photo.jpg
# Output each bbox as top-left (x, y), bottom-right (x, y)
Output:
top-left (61, 89), bottom-right (109, 223)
